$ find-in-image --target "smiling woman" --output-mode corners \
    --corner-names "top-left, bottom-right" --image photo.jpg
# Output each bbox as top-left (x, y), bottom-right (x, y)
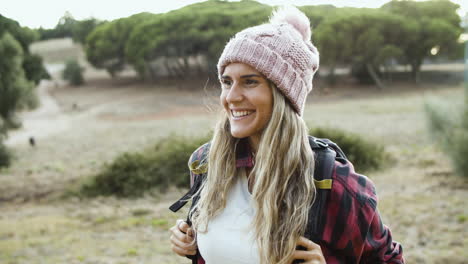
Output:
top-left (169, 5), bottom-right (404, 264)
top-left (220, 63), bottom-right (273, 150)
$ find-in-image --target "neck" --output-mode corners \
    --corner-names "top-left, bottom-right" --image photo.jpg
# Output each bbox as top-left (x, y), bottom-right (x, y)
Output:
top-left (248, 135), bottom-right (260, 153)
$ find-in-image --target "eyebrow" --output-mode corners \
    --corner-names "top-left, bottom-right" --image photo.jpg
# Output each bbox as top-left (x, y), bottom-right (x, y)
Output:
top-left (221, 74), bottom-right (263, 79)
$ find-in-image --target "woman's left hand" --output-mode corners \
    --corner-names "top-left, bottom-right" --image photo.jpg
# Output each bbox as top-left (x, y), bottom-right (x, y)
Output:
top-left (290, 236), bottom-right (326, 264)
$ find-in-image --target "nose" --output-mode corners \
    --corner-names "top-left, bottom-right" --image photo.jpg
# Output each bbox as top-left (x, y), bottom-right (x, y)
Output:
top-left (225, 82), bottom-right (243, 103)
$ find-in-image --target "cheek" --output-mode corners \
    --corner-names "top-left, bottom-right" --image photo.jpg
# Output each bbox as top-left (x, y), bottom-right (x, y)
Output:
top-left (220, 92), bottom-right (228, 108)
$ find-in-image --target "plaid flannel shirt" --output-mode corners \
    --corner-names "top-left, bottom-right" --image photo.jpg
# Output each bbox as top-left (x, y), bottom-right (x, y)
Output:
top-left (187, 140), bottom-right (404, 264)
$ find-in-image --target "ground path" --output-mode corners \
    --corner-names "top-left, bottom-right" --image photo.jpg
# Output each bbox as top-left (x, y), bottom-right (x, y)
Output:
top-left (5, 64), bottom-right (69, 147)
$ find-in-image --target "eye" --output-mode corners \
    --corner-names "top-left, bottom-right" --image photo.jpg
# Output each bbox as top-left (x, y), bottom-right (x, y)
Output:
top-left (245, 79), bottom-right (258, 85)
top-left (221, 79), bottom-right (232, 87)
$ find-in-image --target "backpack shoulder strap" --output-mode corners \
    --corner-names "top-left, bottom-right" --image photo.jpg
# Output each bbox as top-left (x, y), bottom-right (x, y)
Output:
top-left (169, 142), bottom-right (210, 213)
top-left (305, 136), bottom-right (345, 241)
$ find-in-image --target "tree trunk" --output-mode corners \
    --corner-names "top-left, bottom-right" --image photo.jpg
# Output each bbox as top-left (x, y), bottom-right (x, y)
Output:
top-left (183, 56), bottom-right (190, 76)
top-left (411, 60), bottom-right (422, 83)
top-left (327, 65), bottom-right (336, 85)
top-left (163, 57), bottom-right (176, 78)
top-left (366, 63), bottom-right (384, 90)
top-left (173, 58), bottom-right (186, 79)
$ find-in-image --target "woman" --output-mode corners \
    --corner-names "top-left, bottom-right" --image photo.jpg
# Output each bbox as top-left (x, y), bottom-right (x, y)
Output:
top-left (169, 6), bottom-right (404, 264)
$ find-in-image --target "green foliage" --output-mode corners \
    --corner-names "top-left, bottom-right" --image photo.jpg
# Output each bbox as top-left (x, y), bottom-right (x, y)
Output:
top-left (310, 127), bottom-right (388, 173)
top-left (425, 100), bottom-right (468, 178)
top-left (0, 14), bottom-right (38, 51)
top-left (37, 11), bottom-right (77, 40)
top-left (72, 18), bottom-right (104, 44)
top-left (300, 5), bottom-right (338, 29)
top-left (22, 54), bottom-right (51, 85)
top-left (36, 13), bottom-right (103, 45)
top-left (80, 134), bottom-right (211, 197)
top-left (85, 13), bottom-right (153, 77)
top-left (62, 60), bottom-right (84, 85)
top-left (125, 0), bottom-right (271, 79)
top-left (0, 32), bottom-right (35, 129)
top-left (381, 0), bottom-right (463, 81)
top-left (78, 0), bottom-right (461, 84)
top-left (315, 9), bottom-right (410, 86)
top-left (0, 14), bottom-right (48, 86)
top-left (0, 140), bottom-right (12, 168)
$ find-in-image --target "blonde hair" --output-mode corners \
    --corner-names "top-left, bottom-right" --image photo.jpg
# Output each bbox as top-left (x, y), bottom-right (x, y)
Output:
top-left (190, 83), bottom-right (315, 264)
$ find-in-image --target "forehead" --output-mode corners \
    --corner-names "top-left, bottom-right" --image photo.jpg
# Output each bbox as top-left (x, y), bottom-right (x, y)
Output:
top-left (223, 62), bottom-right (262, 77)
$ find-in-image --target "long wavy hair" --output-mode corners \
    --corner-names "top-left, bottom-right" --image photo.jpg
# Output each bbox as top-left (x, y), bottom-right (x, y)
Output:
top-left (190, 82), bottom-right (316, 264)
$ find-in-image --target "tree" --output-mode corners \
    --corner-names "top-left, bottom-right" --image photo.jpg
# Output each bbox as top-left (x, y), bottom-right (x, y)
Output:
top-left (125, 0), bottom-right (271, 80)
top-left (85, 13), bottom-right (153, 77)
top-left (37, 11), bottom-right (77, 40)
top-left (0, 32), bottom-right (34, 130)
top-left (0, 14), bottom-right (49, 86)
top-left (381, 0), bottom-right (463, 82)
top-left (62, 59), bottom-right (85, 85)
top-left (0, 16), bottom-right (48, 168)
top-left (23, 54), bottom-right (50, 85)
top-left (315, 10), bottom-right (410, 88)
top-left (72, 18), bottom-right (104, 44)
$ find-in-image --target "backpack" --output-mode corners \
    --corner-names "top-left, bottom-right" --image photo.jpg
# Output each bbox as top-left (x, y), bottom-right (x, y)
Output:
top-left (169, 136), bottom-right (347, 263)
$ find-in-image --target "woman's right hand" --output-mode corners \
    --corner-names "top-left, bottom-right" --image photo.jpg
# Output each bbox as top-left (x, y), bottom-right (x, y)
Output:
top-left (169, 219), bottom-right (197, 256)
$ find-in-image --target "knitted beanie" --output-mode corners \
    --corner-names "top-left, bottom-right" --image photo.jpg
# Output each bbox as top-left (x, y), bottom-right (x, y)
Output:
top-left (217, 6), bottom-right (319, 116)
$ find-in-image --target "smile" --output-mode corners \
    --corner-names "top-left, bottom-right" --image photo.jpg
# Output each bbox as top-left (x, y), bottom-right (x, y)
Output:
top-left (231, 110), bottom-right (255, 119)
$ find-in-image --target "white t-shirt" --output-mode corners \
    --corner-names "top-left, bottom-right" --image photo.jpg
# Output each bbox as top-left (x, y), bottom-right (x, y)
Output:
top-left (197, 174), bottom-right (260, 264)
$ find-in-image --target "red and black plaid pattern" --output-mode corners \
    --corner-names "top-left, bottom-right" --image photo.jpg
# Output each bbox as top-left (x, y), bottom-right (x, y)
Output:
top-left (319, 161), bottom-right (404, 263)
top-left (187, 142), bottom-right (404, 264)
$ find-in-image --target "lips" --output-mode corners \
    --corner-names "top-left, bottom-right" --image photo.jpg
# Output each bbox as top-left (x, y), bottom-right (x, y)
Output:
top-left (232, 110), bottom-right (254, 117)
top-left (231, 110), bottom-right (255, 119)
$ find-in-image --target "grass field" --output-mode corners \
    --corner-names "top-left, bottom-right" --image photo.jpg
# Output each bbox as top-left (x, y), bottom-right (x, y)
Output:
top-left (0, 38), bottom-right (467, 264)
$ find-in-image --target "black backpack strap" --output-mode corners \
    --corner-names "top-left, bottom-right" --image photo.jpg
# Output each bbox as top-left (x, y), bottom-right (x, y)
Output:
top-left (168, 174), bottom-right (203, 213)
top-left (168, 143), bottom-right (210, 213)
top-left (304, 136), bottom-right (339, 242)
top-left (168, 143), bottom-right (210, 264)
top-left (317, 137), bottom-right (347, 163)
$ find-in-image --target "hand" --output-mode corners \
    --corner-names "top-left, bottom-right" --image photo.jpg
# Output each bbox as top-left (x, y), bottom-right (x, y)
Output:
top-left (290, 236), bottom-right (326, 264)
top-left (169, 219), bottom-right (197, 256)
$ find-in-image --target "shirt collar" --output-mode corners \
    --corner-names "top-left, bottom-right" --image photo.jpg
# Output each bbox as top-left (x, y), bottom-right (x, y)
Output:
top-left (236, 138), bottom-right (254, 168)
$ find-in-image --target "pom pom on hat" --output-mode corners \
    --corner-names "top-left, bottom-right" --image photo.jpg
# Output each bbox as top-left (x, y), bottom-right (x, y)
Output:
top-left (269, 6), bottom-right (311, 41)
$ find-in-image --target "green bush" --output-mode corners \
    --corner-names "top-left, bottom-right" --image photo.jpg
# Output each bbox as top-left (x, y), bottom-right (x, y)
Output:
top-left (425, 100), bottom-right (468, 178)
top-left (0, 141), bottom-right (11, 168)
top-left (310, 127), bottom-right (388, 173)
top-left (62, 59), bottom-right (84, 85)
top-left (80, 134), bottom-right (211, 197)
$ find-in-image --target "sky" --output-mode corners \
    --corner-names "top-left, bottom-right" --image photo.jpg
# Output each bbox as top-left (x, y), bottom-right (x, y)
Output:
top-left (2, 0), bottom-right (467, 29)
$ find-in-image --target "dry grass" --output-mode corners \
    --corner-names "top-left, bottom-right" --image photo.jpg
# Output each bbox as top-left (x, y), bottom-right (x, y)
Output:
top-left (30, 38), bottom-right (84, 64)
top-left (0, 38), bottom-right (466, 263)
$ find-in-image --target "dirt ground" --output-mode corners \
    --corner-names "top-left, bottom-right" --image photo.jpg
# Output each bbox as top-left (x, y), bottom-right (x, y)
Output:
top-left (0, 39), bottom-right (467, 264)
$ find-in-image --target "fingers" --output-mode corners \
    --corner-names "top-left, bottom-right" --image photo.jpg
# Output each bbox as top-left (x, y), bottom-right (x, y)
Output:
top-left (292, 249), bottom-right (324, 263)
top-left (169, 219), bottom-right (197, 257)
top-left (291, 237), bottom-right (325, 264)
top-left (296, 236), bottom-right (320, 250)
top-left (170, 231), bottom-right (197, 250)
top-left (177, 219), bottom-right (191, 234)
top-left (171, 243), bottom-right (197, 256)
top-left (170, 220), bottom-right (195, 243)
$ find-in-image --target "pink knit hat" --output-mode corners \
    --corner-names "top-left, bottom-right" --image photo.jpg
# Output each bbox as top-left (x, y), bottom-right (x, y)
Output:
top-left (217, 6), bottom-right (319, 115)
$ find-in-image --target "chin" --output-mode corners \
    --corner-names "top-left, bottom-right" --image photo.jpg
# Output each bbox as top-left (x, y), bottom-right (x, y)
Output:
top-left (229, 128), bottom-right (251, 139)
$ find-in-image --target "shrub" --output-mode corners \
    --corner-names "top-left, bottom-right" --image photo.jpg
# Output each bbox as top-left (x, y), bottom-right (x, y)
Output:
top-left (0, 140), bottom-right (11, 168)
top-left (309, 127), bottom-right (388, 173)
top-left (425, 100), bottom-right (468, 178)
top-left (81, 134), bottom-right (211, 197)
top-left (62, 59), bottom-right (84, 85)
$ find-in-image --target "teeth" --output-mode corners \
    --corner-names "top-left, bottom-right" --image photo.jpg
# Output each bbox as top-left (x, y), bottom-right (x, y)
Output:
top-left (232, 110), bottom-right (253, 117)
